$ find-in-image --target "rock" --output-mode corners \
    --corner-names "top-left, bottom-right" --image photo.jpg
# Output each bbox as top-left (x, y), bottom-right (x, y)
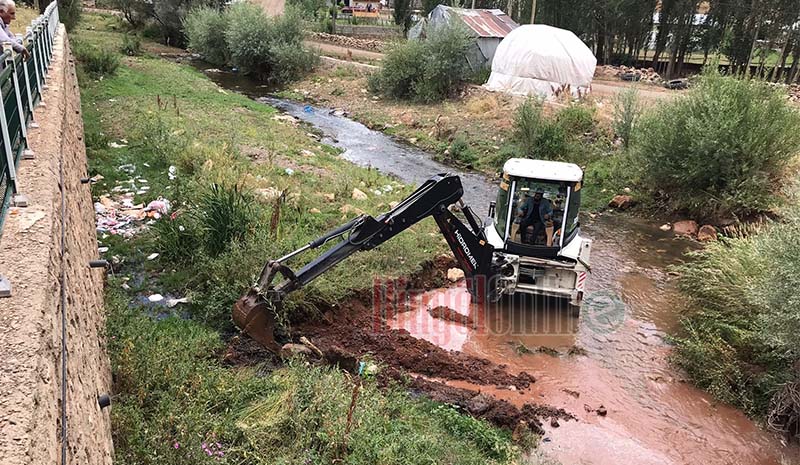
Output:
top-left (466, 393), bottom-right (493, 415)
top-left (280, 343), bottom-right (313, 359)
top-left (351, 188), bottom-right (368, 200)
top-left (323, 193), bottom-right (335, 202)
top-left (550, 417), bottom-right (560, 427)
top-left (596, 405), bottom-right (608, 416)
top-left (309, 208), bottom-right (321, 214)
top-left (697, 224), bottom-right (718, 242)
top-left (446, 267), bottom-right (465, 282)
top-left (659, 223), bottom-right (671, 231)
top-left (608, 194), bottom-right (634, 210)
top-left (388, 201), bottom-right (399, 208)
top-left (673, 220), bottom-right (699, 237)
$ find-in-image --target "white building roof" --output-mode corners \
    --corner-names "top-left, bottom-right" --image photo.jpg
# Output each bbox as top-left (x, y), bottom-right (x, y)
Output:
top-left (502, 158), bottom-right (583, 182)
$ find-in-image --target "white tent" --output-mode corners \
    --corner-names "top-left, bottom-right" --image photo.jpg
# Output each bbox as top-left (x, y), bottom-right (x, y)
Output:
top-left (484, 25), bottom-right (597, 98)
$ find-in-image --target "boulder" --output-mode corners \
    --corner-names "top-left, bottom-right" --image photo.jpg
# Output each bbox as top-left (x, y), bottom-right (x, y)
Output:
top-left (351, 188), bottom-right (368, 200)
top-left (697, 224), bottom-right (718, 242)
top-left (673, 220), bottom-right (699, 237)
top-left (447, 267), bottom-right (465, 282)
top-left (608, 194), bottom-right (634, 210)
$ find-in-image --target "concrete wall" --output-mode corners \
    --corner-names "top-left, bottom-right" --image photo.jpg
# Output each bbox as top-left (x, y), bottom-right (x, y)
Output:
top-left (0, 26), bottom-right (114, 465)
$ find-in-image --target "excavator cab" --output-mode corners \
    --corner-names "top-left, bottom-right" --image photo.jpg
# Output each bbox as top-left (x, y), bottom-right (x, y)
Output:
top-left (484, 158), bottom-right (591, 314)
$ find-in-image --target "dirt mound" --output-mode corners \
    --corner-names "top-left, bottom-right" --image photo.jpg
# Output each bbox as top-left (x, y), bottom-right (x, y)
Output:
top-left (297, 298), bottom-right (535, 390)
top-left (428, 305), bottom-right (475, 326)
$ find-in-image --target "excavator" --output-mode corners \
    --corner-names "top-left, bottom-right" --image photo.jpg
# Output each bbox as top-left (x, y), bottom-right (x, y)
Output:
top-left (233, 158), bottom-right (592, 351)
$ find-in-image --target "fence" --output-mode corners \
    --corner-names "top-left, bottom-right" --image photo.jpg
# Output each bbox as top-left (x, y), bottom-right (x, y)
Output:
top-left (0, 1), bottom-right (59, 235)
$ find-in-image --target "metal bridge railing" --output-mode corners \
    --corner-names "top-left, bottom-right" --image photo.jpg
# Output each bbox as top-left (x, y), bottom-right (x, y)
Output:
top-left (0, 1), bottom-right (59, 240)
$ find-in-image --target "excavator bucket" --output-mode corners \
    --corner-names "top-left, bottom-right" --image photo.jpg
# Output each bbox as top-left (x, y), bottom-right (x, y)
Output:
top-left (232, 289), bottom-right (281, 353)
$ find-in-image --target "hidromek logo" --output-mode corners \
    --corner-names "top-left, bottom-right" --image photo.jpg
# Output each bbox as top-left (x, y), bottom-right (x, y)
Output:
top-left (455, 230), bottom-right (478, 269)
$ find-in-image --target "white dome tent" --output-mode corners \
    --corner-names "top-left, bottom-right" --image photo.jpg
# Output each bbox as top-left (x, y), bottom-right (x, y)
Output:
top-left (484, 25), bottom-right (597, 98)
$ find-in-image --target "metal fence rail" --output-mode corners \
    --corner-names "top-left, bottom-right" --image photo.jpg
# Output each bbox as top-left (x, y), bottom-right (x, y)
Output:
top-left (0, 1), bottom-right (59, 237)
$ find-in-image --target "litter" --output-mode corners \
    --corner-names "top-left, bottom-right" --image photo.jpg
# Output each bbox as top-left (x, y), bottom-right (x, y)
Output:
top-left (148, 294), bottom-right (164, 303)
top-left (166, 297), bottom-right (190, 308)
top-left (284, 168), bottom-right (295, 176)
top-left (168, 165), bottom-right (177, 180)
top-left (147, 253), bottom-right (159, 260)
top-left (108, 141), bottom-right (128, 149)
top-left (98, 246), bottom-right (109, 253)
top-left (303, 105), bottom-right (313, 113)
top-left (117, 164), bottom-right (136, 174)
top-left (95, 193), bottom-right (172, 237)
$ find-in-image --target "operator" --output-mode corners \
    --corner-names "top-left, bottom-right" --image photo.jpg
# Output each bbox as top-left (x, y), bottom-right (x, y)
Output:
top-left (0, 0), bottom-right (29, 60)
top-left (517, 188), bottom-right (553, 245)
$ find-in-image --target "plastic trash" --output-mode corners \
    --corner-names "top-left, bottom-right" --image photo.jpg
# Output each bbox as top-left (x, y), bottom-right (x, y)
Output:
top-left (168, 165), bottom-right (177, 180)
top-left (284, 168), bottom-right (295, 176)
top-left (166, 297), bottom-right (190, 308)
top-left (303, 105), bottom-right (313, 113)
top-left (147, 253), bottom-right (159, 260)
top-left (117, 164), bottom-right (136, 174)
top-left (148, 294), bottom-right (164, 303)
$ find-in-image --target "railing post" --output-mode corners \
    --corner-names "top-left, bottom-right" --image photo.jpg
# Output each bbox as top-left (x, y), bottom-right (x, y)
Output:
top-left (0, 51), bottom-right (21, 205)
top-left (7, 45), bottom-right (34, 160)
top-left (28, 26), bottom-right (44, 105)
top-left (21, 35), bottom-right (36, 128)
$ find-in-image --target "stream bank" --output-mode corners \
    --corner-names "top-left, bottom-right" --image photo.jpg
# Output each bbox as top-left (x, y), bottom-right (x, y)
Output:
top-left (192, 63), bottom-right (798, 465)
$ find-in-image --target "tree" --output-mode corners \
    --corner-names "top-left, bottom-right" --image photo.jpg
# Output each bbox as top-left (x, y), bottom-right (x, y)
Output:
top-left (393, 0), bottom-right (412, 33)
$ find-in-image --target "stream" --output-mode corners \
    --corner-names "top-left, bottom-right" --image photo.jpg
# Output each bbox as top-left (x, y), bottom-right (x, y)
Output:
top-left (197, 65), bottom-right (796, 465)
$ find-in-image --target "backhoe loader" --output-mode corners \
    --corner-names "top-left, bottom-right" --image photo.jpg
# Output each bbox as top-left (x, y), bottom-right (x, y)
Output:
top-left (233, 159), bottom-right (592, 351)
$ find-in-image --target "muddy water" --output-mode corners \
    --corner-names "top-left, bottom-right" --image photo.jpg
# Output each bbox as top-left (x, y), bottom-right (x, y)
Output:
top-left (195, 66), bottom-right (796, 465)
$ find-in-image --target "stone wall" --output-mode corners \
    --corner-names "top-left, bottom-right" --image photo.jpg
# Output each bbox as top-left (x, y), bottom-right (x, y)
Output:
top-left (0, 26), bottom-right (114, 465)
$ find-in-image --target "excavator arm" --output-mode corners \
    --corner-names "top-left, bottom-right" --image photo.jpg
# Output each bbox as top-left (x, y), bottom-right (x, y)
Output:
top-left (233, 174), bottom-right (496, 351)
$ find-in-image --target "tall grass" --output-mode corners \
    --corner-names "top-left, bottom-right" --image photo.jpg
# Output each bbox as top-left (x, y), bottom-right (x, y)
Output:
top-left (510, 99), bottom-right (598, 164)
top-left (674, 206), bottom-right (800, 419)
top-left (633, 70), bottom-right (800, 221)
top-left (612, 86), bottom-right (640, 149)
top-left (107, 289), bottom-right (517, 465)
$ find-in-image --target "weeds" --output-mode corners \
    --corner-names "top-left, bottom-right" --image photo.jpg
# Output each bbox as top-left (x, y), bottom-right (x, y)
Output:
top-left (120, 34), bottom-right (141, 56)
top-left (612, 86), bottom-right (640, 149)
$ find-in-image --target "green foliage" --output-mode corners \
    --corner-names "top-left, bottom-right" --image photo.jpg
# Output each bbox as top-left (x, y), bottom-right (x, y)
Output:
top-left (632, 71), bottom-right (800, 221)
top-left (512, 98), bottom-right (570, 161)
top-left (392, 0), bottom-right (411, 30)
top-left (223, 3), bottom-right (317, 83)
top-left (673, 209), bottom-right (800, 416)
top-left (555, 104), bottom-right (595, 135)
top-left (184, 6), bottom-right (229, 65)
top-left (370, 23), bottom-right (472, 103)
top-left (612, 86), bottom-right (640, 149)
top-left (73, 43), bottom-right (121, 77)
top-left (120, 34), bottom-right (142, 56)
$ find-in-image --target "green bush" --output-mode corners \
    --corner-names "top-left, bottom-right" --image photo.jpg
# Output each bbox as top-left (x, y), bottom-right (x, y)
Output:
top-left (59, 0), bottom-right (82, 31)
top-left (555, 104), bottom-right (595, 135)
top-left (369, 23), bottom-right (472, 103)
top-left (74, 44), bottom-right (121, 77)
top-left (223, 3), bottom-right (316, 83)
top-left (447, 134), bottom-right (478, 167)
top-left (674, 209), bottom-right (800, 418)
top-left (120, 34), bottom-right (142, 56)
top-left (184, 7), bottom-right (230, 65)
top-left (633, 70), bottom-right (800, 221)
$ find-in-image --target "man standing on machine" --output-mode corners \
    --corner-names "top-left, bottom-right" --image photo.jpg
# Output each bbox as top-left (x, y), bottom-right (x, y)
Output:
top-left (518, 188), bottom-right (553, 245)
